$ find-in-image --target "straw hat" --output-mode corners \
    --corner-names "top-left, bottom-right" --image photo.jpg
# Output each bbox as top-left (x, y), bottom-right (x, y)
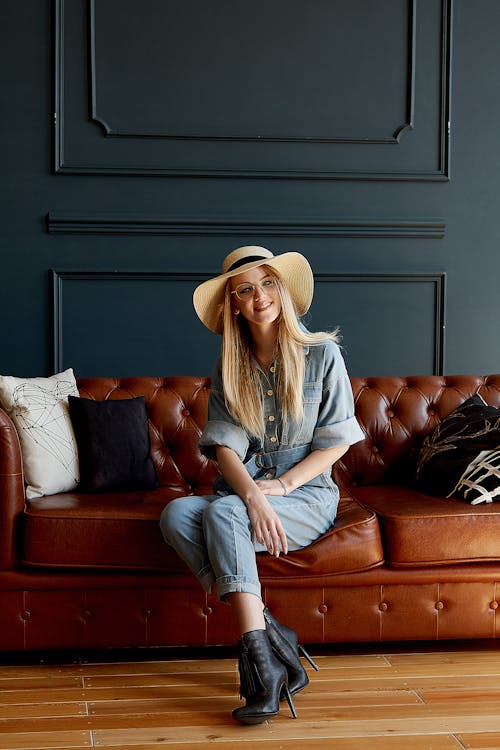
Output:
top-left (193, 246), bottom-right (314, 334)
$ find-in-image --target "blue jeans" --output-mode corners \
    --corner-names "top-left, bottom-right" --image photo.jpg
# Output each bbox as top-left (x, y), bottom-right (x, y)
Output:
top-left (159, 485), bottom-right (338, 600)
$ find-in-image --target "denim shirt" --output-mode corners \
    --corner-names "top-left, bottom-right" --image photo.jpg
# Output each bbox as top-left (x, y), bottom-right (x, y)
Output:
top-left (199, 339), bottom-right (364, 491)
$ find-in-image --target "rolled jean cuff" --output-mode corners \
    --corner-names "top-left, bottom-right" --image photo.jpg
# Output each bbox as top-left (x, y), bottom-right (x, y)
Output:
top-left (198, 567), bottom-right (216, 594)
top-left (216, 575), bottom-right (262, 601)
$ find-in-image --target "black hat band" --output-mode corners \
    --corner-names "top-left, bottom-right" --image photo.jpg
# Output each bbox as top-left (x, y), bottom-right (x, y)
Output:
top-left (227, 255), bottom-right (268, 272)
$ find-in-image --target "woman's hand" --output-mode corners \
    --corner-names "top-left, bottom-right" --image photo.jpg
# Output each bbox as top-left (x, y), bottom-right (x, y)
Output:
top-left (246, 493), bottom-right (288, 557)
top-left (214, 446), bottom-right (288, 556)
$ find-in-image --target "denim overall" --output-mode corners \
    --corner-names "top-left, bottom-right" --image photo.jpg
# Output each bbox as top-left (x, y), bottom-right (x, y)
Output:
top-left (160, 340), bottom-right (364, 600)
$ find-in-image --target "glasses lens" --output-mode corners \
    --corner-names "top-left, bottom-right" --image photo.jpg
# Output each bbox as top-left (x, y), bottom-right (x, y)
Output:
top-left (235, 284), bottom-right (254, 300)
top-left (234, 278), bottom-right (275, 301)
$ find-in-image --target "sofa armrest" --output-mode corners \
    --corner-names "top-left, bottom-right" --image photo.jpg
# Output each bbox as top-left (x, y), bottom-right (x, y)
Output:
top-left (0, 406), bottom-right (25, 568)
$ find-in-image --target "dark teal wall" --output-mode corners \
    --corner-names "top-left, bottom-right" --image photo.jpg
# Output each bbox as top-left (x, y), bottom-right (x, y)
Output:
top-left (1, 1), bottom-right (499, 378)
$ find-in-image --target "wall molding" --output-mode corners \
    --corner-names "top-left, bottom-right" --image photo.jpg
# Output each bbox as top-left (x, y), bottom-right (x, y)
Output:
top-left (53, 0), bottom-right (453, 180)
top-left (89, 0), bottom-right (416, 145)
top-left (51, 270), bottom-right (210, 373)
top-left (47, 213), bottom-right (446, 239)
top-left (315, 272), bottom-right (446, 375)
top-left (51, 270), bottom-right (446, 375)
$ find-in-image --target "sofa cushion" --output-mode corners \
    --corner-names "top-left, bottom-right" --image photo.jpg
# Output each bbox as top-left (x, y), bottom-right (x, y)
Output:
top-left (21, 491), bottom-right (384, 576)
top-left (354, 484), bottom-right (500, 567)
top-left (22, 489), bottom-right (186, 571)
top-left (68, 395), bottom-right (158, 492)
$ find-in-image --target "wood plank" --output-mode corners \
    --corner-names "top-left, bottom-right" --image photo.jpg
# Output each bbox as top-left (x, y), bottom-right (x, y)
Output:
top-left (388, 651), bottom-right (500, 666)
top-left (0, 730), bottom-right (91, 750)
top-left (421, 688), bottom-right (500, 704)
top-left (458, 732), bottom-right (500, 749)
top-left (0, 666), bottom-right (83, 679)
top-left (0, 704), bottom-right (86, 721)
top-left (0, 677), bottom-right (83, 691)
top-left (86, 738), bottom-right (464, 750)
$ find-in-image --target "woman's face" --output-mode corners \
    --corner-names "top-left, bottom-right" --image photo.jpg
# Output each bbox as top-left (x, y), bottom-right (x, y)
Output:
top-left (229, 266), bottom-right (281, 328)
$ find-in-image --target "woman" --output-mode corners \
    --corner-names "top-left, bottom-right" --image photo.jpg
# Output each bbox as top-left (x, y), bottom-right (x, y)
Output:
top-left (160, 246), bottom-right (364, 724)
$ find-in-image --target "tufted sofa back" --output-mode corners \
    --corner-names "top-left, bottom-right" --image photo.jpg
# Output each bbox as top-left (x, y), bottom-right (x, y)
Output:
top-left (76, 374), bottom-right (500, 493)
top-left (76, 376), bottom-right (218, 496)
top-left (341, 375), bottom-right (500, 487)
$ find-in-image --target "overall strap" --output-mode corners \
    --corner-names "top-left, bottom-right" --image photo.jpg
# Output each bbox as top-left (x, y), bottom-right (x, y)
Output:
top-left (244, 444), bottom-right (311, 477)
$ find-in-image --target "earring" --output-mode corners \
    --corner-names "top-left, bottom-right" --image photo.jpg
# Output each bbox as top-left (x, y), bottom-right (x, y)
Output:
top-left (234, 309), bottom-right (240, 315)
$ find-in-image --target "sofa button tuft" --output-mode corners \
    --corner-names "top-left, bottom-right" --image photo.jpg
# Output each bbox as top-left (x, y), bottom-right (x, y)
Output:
top-left (491, 601), bottom-right (499, 610)
top-left (203, 606), bottom-right (213, 616)
top-left (435, 601), bottom-right (444, 610)
top-left (379, 602), bottom-right (388, 612)
top-left (318, 604), bottom-right (328, 614)
top-left (182, 408), bottom-right (190, 417)
top-left (22, 610), bottom-right (32, 620)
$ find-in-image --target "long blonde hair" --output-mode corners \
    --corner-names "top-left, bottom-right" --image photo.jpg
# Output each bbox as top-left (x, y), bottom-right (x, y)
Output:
top-left (220, 266), bottom-right (339, 439)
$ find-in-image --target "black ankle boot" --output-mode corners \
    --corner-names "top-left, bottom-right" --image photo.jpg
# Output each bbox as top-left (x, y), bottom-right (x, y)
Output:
top-left (263, 607), bottom-right (319, 696)
top-left (232, 629), bottom-right (297, 725)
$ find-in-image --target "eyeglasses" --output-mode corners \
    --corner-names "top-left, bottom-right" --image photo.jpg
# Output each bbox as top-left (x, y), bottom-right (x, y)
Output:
top-left (230, 277), bottom-right (277, 301)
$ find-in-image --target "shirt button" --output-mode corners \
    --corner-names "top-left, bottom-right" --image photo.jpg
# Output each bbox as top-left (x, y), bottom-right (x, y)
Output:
top-left (265, 472), bottom-right (273, 479)
top-left (267, 389), bottom-right (273, 396)
top-left (268, 415), bottom-right (275, 422)
top-left (270, 366), bottom-right (276, 373)
top-left (270, 436), bottom-right (278, 443)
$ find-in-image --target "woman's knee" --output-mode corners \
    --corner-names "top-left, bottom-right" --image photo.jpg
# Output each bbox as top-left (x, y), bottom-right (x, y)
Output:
top-left (159, 496), bottom-right (201, 542)
top-left (202, 494), bottom-right (248, 534)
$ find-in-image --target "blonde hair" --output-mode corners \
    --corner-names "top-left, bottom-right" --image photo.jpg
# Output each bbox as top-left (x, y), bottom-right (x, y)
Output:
top-left (220, 267), bottom-right (339, 439)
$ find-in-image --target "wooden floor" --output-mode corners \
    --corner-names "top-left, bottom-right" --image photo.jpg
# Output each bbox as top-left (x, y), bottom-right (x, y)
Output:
top-left (3, 644), bottom-right (500, 749)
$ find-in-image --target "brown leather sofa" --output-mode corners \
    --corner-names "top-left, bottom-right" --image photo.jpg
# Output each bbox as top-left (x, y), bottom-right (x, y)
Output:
top-left (1, 374), bottom-right (500, 651)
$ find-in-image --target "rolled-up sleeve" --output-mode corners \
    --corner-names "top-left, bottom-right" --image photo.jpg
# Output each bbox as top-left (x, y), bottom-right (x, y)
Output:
top-left (199, 360), bottom-right (249, 461)
top-left (311, 342), bottom-right (365, 451)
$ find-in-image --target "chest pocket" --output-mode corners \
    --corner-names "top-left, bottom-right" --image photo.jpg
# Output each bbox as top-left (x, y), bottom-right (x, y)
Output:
top-left (294, 382), bottom-right (322, 444)
top-left (303, 383), bottom-right (322, 403)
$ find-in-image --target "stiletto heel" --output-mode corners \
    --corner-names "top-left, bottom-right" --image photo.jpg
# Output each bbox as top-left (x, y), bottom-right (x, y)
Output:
top-left (281, 683), bottom-right (297, 719)
top-left (263, 607), bottom-right (318, 696)
top-left (298, 643), bottom-right (320, 672)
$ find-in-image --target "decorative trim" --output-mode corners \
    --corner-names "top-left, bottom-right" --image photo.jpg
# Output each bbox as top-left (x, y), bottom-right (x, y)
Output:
top-left (53, 0), bottom-right (64, 172)
top-left (47, 213), bottom-right (446, 239)
top-left (51, 270), bottom-right (210, 373)
top-left (53, 0), bottom-right (453, 180)
top-left (315, 272), bottom-right (447, 375)
top-left (51, 270), bottom-right (446, 375)
top-left (89, 0), bottom-right (416, 145)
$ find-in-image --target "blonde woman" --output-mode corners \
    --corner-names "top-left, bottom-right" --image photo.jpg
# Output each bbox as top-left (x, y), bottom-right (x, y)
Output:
top-left (160, 246), bottom-right (364, 724)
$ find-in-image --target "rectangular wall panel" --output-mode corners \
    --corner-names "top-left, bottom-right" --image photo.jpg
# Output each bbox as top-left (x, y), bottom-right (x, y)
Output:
top-left (52, 270), bottom-right (445, 378)
top-left (54, 0), bottom-right (452, 179)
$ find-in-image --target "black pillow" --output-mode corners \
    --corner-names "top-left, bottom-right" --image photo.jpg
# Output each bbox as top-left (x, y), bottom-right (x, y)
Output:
top-left (416, 395), bottom-right (500, 498)
top-left (68, 395), bottom-right (158, 492)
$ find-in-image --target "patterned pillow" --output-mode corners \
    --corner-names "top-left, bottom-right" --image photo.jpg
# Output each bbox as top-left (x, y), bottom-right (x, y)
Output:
top-left (0, 369), bottom-right (80, 498)
top-left (452, 448), bottom-right (500, 504)
top-left (416, 395), bottom-right (500, 499)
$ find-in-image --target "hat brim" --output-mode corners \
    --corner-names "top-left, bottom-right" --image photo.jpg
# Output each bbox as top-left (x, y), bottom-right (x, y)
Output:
top-left (193, 252), bottom-right (314, 334)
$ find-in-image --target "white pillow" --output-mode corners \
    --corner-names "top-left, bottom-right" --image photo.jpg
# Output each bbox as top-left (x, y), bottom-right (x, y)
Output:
top-left (0, 368), bottom-right (80, 498)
